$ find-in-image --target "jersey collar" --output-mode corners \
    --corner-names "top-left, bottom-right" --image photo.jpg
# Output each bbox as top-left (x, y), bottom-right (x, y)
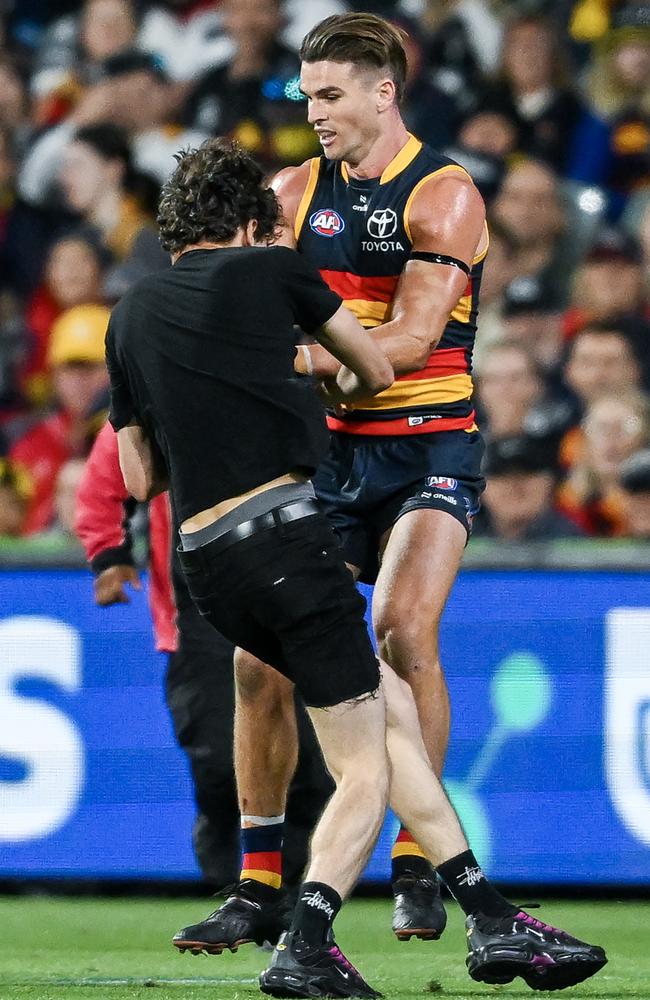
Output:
top-left (339, 133), bottom-right (423, 186)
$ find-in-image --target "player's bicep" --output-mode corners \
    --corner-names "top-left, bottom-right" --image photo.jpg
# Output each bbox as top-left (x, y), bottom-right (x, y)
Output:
top-left (388, 259), bottom-right (469, 358)
top-left (390, 173), bottom-right (486, 351)
top-left (408, 172), bottom-right (486, 264)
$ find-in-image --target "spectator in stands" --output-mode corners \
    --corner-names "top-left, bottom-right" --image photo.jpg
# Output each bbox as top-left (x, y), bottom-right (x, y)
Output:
top-left (480, 14), bottom-right (590, 171)
top-left (560, 320), bottom-right (644, 466)
top-left (564, 226), bottom-right (649, 336)
top-left (9, 304), bottom-right (109, 535)
top-left (21, 233), bottom-right (108, 408)
top-left (31, 0), bottom-right (139, 127)
top-left (575, 3), bottom-right (650, 211)
top-left (501, 274), bottom-right (565, 372)
top-left (183, 0), bottom-right (319, 171)
top-left (558, 390), bottom-right (649, 535)
top-left (618, 448), bottom-right (650, 538)
top-left (475, 341), bottom-right (545, 439)
top-left (416, 0), bottom-right (503, 118)
top-left (44, 457), bottom-right (88, 540)
top-left (443, 108), bottom-right (514, 204)
top-left (385, 16), bottom-right (458, 152)
top-left (586, 3), bottom-right (650, 119)
top-left (57, 123), bottom-right (165, 280)
top-left (0, 456), bottom-right (29, 538)
top-left (491, 158), bottom-right (575, 305)
top-left (564, 321), bottom-right (643, 410)
top-left (0, 55), bottom-right (29, 147)
top-left (473, 434), bottom-right (583, 541)
top-left (19, 52), bottom-right (207, 206)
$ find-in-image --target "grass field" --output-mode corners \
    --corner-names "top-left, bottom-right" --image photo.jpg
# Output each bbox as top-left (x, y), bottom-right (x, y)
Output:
top-left (0, 896), bottom-right (647, 1000)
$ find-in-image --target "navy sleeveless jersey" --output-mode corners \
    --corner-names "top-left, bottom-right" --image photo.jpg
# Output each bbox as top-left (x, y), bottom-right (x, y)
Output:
top-left (295, 134), bottom-right (487, 435)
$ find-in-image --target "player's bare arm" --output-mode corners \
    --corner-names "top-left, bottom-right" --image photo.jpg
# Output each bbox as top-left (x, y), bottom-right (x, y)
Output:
top-left (271, 163), bottom-right (312, 248)
top-left (117, 422), bottom-right (168, 502)
top-left (300, 171), bottom-right (486, 378)
top-left (316, 304), bottom-right (394, 402)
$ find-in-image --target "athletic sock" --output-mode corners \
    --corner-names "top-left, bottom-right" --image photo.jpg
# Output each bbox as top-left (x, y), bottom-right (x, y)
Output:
top-left (240, 815), bottom-right (283, 891)
top-left (291, 881), bottom-right (342, 945)
top-left (391, 826), bottom-right (436, 881)
top-left (436, 849), bottom-right (517, 918)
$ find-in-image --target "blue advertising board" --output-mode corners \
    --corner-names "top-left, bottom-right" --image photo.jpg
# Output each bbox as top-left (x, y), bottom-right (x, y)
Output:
top-left (1, 568), bottom-right (650, 885)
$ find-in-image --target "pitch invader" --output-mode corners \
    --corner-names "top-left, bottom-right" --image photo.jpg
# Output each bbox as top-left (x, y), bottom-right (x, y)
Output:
top-left (174, 13), bottom-right (607, 996)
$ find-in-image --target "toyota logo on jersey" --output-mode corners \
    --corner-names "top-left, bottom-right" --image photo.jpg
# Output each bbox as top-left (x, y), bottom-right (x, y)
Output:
top-left (367, 208), bottom-right (398, 239)
top-left (309, 209), bottom-right (345, 237)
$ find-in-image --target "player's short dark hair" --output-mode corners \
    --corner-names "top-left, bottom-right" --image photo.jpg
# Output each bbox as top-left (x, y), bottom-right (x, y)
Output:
top-left (300, 13), bottom-right (408, 104)
top-left (157, 138), bottom-right (281, 254)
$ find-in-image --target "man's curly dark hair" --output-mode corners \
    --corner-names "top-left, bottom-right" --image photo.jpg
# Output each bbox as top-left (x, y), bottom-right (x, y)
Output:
top-left (157, 138), bottom-right (281, 253)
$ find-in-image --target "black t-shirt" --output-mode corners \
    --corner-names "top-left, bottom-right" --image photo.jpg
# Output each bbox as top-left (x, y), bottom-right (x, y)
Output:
top-left (106, 245), bottom-right (341, 524)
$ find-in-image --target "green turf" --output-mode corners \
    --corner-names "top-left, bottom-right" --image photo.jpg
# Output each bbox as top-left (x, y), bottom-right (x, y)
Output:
top-left (0, 896), bottom-right (646, 1000)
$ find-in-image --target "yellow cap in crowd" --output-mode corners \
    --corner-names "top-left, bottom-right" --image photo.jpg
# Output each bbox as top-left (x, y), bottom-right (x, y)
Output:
top-left (48, 304), bottom-right (110, 367)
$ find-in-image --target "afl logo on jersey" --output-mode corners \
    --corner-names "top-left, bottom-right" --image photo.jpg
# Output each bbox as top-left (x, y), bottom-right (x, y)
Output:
top-left (367, 208), bottom-right (398, 239)
top-left (309, 209), bottom-right (345, 237)
top-left (425, 476), bottom-right (458, 490)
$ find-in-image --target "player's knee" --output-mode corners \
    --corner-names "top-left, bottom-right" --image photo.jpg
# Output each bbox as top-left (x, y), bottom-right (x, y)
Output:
top-left (374, 609), bottom-right (440, 680)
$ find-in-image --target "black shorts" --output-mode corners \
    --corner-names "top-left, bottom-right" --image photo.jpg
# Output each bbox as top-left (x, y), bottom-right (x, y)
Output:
top-left (313, 429), bottom-right (485, 583)
top-left (177, 510), bottom-right (380, 708)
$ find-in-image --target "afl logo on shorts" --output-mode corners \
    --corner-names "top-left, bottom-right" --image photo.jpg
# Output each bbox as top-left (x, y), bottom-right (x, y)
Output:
top-left (309, 209), bottom-right (345, 237)
top-left (367, 208), bottom-right (398, 239)
top-left (426, 476), bottom-right (458, 490)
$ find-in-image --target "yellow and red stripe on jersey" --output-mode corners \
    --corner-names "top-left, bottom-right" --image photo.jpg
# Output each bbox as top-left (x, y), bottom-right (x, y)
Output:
top-left (343, 346), bottom-right (472, 408)
top-left (320, 269), bottom-right (399, 328)
top-left (327, 346), bottom-right (475, 435)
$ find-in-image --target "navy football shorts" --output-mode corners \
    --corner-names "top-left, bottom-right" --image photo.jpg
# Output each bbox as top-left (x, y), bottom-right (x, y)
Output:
top-left (313, 429), bottom-right (485, 583)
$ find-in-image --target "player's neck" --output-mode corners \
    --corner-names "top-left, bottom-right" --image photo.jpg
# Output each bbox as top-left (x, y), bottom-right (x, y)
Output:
top-left (344, 118), bottom-right (411, 181)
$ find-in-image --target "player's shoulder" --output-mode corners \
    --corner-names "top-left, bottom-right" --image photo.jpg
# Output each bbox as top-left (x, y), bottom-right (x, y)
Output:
top-left (416, 142), bottom-right (481, 197)
top-left (408, 142), bottom-right (484, 226)
top-left (271, 159), bottom-right (316, 199)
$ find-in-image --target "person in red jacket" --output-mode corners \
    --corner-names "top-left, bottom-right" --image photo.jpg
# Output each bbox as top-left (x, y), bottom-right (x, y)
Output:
top-left (75, 421), bottom-right (333, 887)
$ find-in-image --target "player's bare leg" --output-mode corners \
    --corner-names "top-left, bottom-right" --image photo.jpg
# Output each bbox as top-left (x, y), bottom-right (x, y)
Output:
top-left (373, 507), bottom-right (465, 939)
top-left (380, 663), bottom-right (606, 991)
top-left (375, 508), bottom-right (464, 776)
top-left (174, 650), bottom-right (299, 955)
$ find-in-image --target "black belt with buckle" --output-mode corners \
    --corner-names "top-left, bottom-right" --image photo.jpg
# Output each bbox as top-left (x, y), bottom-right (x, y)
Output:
top-left (182, 497), bottom-right (320, 559)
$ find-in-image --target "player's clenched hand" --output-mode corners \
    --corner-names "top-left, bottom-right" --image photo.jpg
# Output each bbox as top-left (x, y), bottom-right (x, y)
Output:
top-left (95, 565), bottom-right (141, 606)
top-left (315, 377), bottom-right (346, 412)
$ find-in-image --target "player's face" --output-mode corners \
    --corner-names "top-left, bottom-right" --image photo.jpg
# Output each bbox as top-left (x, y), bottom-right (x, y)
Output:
top-left (300, 60), bottom-right (384, 164)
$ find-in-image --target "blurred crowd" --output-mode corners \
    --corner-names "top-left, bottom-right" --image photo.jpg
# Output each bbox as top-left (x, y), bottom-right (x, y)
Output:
top-left (0, 0), bottom-right (650, 545)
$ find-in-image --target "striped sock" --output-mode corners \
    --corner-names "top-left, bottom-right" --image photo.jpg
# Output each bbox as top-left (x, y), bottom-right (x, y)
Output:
top-left (391, 826), bottom-right (434, 881)
top-left (240, 820), bottom-right (283, 890)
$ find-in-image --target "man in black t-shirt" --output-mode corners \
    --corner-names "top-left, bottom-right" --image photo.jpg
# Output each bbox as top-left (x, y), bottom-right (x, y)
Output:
top-left (107, 137), bottom-right (396, 996)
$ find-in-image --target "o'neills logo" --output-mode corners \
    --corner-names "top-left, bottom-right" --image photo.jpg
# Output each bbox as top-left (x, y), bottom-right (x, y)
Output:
top-left (301, 889), bottom-right (334, 918)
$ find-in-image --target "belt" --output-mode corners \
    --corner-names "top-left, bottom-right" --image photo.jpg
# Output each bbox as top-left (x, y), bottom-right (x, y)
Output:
top-left (181, 498), bottom-right (320, 559)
